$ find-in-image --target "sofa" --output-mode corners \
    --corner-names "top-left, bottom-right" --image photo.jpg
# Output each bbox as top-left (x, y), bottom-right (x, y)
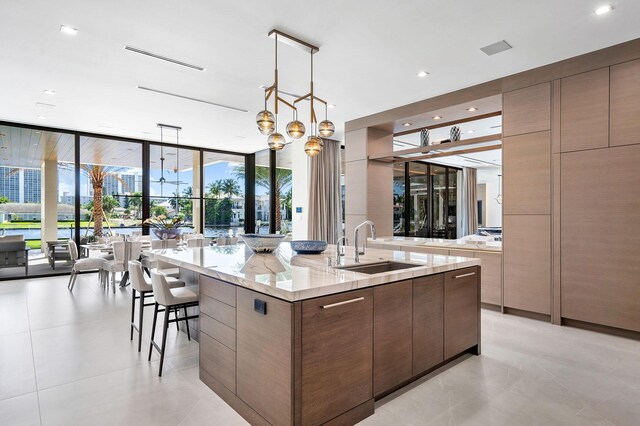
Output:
top-left (0, 235), bottom-right (29, 275)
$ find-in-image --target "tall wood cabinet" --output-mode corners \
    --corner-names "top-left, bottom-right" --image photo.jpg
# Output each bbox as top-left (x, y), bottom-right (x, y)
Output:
top-left (502, 84), bottom-right (552, 317)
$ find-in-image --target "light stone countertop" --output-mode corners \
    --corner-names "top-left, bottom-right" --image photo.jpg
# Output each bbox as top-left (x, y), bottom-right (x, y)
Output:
top-left (151, 242), bottom-right (479, 302)
top-left (369, 235), bottom-right (502, 253)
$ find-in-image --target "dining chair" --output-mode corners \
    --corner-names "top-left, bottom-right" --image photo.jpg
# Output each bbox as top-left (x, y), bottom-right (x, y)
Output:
top-left (67, 240), bottom-right (106, 291)
top-left (103, 241), bottom-right (141, 292)
top-left (148, 271), bottom-right (199, 376)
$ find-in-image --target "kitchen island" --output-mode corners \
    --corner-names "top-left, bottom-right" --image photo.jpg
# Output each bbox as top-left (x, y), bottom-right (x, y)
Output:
top-left (153, 243), bottom-right (481, 426)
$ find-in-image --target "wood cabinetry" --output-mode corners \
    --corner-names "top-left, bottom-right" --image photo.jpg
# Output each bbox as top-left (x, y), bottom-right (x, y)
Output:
top-left (412, 275), bottom-right (444, 375)
top-left (610, 59), bottom-right (640, 147)
top-left (199, 276), bottom-right (238, 394)
top-left (561, 145), bottom-right (640, 332)
top-left (503, 215), bottom-right (551, 315)
top-left (444, 267), bottom-right (479, 359)
top-left (474, 251), bottom-right (502, 306)
top-left (503, 82), bottom-right (551, 137)
top-left (503, 131), bottom-right (551, 215)
top-left (560, 68), bottom-right (610, 152)
top-left (237, 288), bottom-right (293, 426)
top-left (301, 289), bottom-right (374, 425)
top-left (373, 280), bottom-right (413, 396)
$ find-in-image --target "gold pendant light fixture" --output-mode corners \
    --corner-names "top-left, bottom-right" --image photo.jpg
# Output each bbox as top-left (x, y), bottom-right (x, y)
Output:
top-left (256, 29), bottom-right (334, 157)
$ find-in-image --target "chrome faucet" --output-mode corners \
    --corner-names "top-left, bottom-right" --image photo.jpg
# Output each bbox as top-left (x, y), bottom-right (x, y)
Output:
top-left (354, 221), bottom-right (376, 263)
top-left (336, 236), bottom-right (346, 264)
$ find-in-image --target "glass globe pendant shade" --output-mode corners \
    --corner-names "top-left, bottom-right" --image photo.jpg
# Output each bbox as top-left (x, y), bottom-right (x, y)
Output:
top-left (286, 120), bottom-right (306, 139)
top-left (267, 132), bottom-right (286, 151)
top-left (256, 110), bottom-right (275, 135)
top-left (318, 120), bottom-right (335, 138)
top-left (304, 135), bottom-right (323, 157)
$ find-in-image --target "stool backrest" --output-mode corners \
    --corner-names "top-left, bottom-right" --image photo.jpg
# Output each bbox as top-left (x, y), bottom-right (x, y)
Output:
top-left (128, 260), bottom-right (151, 292)
top-left (150, 270), bottom-right (173, 306)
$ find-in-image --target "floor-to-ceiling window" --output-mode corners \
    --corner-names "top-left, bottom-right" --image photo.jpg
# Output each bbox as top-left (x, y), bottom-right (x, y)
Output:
top-left (203, 151), bottom-right (246, 238)
top-left (393, 163), bottom-right (406, 236)
top-left (148, 143), bottom-right (198, 237)
top-left (0, 125), bottom-right (75, 278)
top-left (79, 136), bottom-right (143, 239)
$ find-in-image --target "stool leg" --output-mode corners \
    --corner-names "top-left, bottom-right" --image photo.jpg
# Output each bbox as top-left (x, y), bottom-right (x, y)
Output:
top-left (158, 308), bottom-right (170, 377)
top-left (183, 306), bottom-right (191, 341)
top-left (174, 308), bottom-right (180, 332)
top-left (148, 302), bottom-right (159, 361)
top-left (130, 289), bottom-right (136, 340)
top-left (137, 292), bottom-right (145, 352)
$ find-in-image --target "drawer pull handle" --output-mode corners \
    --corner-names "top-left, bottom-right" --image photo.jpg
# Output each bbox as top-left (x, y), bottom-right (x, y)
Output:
top-left (454, 272), bottom-right (476, 279)
top-left (322, 297), bottom-right (365, 309)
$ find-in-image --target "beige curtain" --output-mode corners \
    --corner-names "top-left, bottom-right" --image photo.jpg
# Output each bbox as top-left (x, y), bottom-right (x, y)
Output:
top-left (308, 139), bottom-right (342, 244)
top-left (460, 167), bottom-right (478, 237)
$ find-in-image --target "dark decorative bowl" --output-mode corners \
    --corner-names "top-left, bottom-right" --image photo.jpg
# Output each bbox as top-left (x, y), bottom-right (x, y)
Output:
top-left (240, 234), bottom-right (286, 253)
top-left (290, 240), bottom-right (327, 255)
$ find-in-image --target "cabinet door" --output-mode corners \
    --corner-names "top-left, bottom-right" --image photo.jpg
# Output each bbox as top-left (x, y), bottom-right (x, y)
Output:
top-left (475, 252), bottom-right (502, 306)
top-left (444, 267), bottom-right (479, 359)
top-left (503, 131), bottom-right (551, 215)
top-left (301, 289), bottom-right (373, 426)
top-left (503, 82), bottom-right (551, 137)
top-left (561, 68), bottom-right (610, 152)
top-left (503, 215), bottom-right (551, 315)
top-left (236, 288), bottom-right (293, 426)
top-left (561, 145), bottom-right (640, 331)
top-left (610, 59), bottom-right (640, 147)
top-left (413, 274), bottom-right (444, 375)
top-left (374, 280), bottom-right (413, 396)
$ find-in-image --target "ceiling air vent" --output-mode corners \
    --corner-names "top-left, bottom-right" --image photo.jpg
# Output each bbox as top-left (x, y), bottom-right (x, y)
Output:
top-left (480, 40), bottom-right (512, 56)
top-left (124, 45), bottom-right (205, 71)
top-left (137, 86), bottom-right (248, 113)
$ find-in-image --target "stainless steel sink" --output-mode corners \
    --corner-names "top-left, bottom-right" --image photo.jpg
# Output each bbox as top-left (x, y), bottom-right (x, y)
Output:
top-left (335, 261), bottom-right (420, 275)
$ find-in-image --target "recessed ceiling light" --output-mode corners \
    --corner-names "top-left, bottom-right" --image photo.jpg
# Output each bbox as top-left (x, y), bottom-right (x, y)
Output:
top-left (466, 130), bottom-right (475, 134)
top-left (466, 107), bottom-right (478, 112)
top-left (37, 115), bottom-right (47, 120)
top-left (402, 122), bottom-right (412, 127)
top-left (36, 102), bottom-right (56, 109)
top-left (43, 90), bottom-right (56, 96)
top-left (594, 4), bottom-right (612, 15)
top-left (432, 115), bottom-right (442, 120)
top-left (60, 25), bottom-right (78, 36)
top-left (328, 104), bottom-right (336, 108)
top-left (417, 71), bottom-right (429, 78)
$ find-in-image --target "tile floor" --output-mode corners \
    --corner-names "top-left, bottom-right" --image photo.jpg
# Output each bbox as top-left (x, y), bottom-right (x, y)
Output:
top-left (0, 273), bottom-right (639, 425)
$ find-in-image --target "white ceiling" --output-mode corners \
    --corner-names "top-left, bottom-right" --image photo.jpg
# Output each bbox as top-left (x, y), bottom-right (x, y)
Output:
top-left (1, 0), bottom-right (639, 154)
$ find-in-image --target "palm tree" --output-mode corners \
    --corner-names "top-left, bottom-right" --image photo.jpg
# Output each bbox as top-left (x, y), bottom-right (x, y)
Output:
top-left (220, 178), bottom-right (241, 199)
top-left (207, 181), bottom-right (222, 199)
top-left (234, 165), bottom-right (291, 231)
top-left (182, 186), bottom-right (193, 198)
top-left (80, 165), bottom-right (130, 237)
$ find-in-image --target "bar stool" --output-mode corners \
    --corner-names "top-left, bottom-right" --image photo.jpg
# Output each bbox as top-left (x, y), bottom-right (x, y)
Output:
top-left (148, 270), bottom-right (199, 376)
top-left (128, 260), bottom-right (185, 352)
